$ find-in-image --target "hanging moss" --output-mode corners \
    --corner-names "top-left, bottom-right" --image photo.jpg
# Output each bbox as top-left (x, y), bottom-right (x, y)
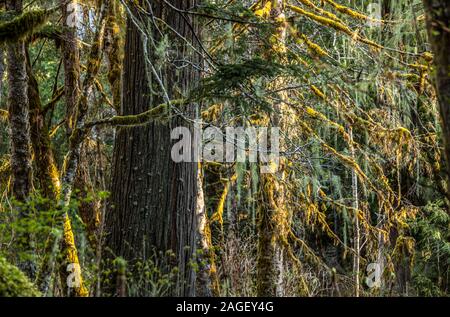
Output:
top-left (0, 9), bottom-right (52, 44)
top-left (0, 256), bottom-right (41, 297)
top-left (287, 4), bottom-right (383, 49)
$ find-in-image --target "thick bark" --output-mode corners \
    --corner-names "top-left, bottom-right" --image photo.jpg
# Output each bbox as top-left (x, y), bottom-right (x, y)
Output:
top-left (104, 0), bottom-right (201, 296)
top-left (423, 0), bottom-right (450, 206)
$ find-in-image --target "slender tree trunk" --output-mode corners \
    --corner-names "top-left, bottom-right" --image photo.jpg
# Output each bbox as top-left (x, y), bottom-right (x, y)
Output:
top-left (350, 128), bottom-right (360, 297)
top-left (423, 0), bottom-right (450, 208)
top-left (104, 0), bottom-right (201, 296)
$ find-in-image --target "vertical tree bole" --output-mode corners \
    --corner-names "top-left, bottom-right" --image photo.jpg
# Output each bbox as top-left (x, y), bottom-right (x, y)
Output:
top-left (104, 0), bottom-right (201, 296)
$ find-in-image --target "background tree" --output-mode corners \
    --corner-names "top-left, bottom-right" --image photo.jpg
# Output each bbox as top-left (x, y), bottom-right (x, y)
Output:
top-left (423, 0), bottom-right (450, 205)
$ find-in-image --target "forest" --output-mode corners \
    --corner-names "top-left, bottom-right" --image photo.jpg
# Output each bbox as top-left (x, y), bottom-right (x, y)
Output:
top-left (0, 0), bottom-right (449, 298)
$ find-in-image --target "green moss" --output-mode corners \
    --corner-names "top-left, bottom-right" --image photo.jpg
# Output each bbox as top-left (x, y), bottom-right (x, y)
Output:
top-left (0, 257), bottom-right (41, 297)
top-left (0, 9), bottom-right (50, 44)
top-left (31, 24), bottom-right (63, 44)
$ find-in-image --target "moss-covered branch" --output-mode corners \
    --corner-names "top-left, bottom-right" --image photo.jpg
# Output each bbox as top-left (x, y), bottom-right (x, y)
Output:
top-left (85, 99), bottom-right (185, 128)
top-left (0, 8), bottom-right (56, 44)
top-left (30, 24), bottom-right (64, 43)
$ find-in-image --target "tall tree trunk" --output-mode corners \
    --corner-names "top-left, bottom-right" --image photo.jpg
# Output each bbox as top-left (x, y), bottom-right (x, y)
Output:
top-left (61, 0), bottom-right (81, 136)
top-left (5, 0), bottom-right (35, 279)
top-left (423, 0), bottom-right (450, 207)
top-left (256, 0), bottom-right (291, 297)
top-left (6, 0), bottom-right (32, 203)
top-left (104, 0), bottom-right (201, 296)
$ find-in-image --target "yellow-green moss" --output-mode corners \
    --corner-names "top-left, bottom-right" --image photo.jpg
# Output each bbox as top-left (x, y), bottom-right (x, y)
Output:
top-left (296, 0), bottom-right (345, 24)
top-left (288, 4), bottom-right (383, 49)
top-left (0, 109), bottom-right (8, 122)
top-left (323, 0), bottom-right (375, 21)
top-left (0, 256), bottom-right (41, 297)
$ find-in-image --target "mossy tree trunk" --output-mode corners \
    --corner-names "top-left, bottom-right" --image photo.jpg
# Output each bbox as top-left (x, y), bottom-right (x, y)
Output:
top-left (105, 0), bottom-right (124, 112)
top-left (104, 0), bottom-right (201, 296)
top-left (61, 0), bottom-right (81, 136)
top-left (5, 0), bottom-right (35, 279)
top-left (256, 0), bottom-right (291, 297)
top-left (6, 0), bottom-right (32, 204)
top-left (423, 0), bottom-right (450, 208)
